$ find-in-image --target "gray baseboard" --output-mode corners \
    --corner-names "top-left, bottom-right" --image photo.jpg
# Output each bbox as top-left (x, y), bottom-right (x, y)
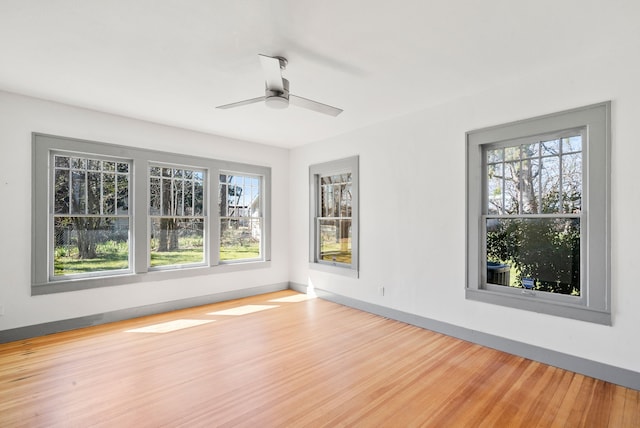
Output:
top-left (290, 282), bottom-right (640, 391)
top-left (0, 282), bottom-right (288, 343)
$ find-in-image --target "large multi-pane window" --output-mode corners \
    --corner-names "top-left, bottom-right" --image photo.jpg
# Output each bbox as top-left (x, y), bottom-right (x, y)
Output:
top-left (52, 153), bottom-right (131, 278)
top-left (219, 173), bottom-right (262, 262)
top-left (149, 165), bottom-right (205, 268)
top-left (32, 134), bottom-right (271, 294)
top-left (485, 132), bottom-right (582, 296)
top-left (466, 103), bottom-right (610, 324)
top-left (309, 156), bottom-right (359, 276)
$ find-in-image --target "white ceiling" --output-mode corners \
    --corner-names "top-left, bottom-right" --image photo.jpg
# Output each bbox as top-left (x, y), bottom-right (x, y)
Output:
top-left (0, 0), bottom-right (635, 148)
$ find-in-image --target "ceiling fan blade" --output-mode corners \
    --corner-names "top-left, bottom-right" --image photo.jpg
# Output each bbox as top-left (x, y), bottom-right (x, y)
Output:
top-left (259, 54), bottom-right (285, 93)
top-left (216, 96), bottom-right (264, 110)
top-left (290, 94), bottom-right (343, 117)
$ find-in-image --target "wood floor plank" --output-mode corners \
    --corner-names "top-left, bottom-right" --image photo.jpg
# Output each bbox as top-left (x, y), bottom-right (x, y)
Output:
top-left (622, 388), bottom-right (640, 427)
top-left (1, 290), bottom-right (638, 427)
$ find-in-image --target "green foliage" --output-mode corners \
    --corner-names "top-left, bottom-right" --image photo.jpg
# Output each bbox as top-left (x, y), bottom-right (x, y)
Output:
top-left (220, 225), bottom-right (260, 261)
top-left (486, 218), bottom-right (580, 295)
top-left (54, 240), bottom-right (128, 275)
top-left (150, 249), bottom-right (204, 267)
top-left (320, 250), bottom-right (352, 264)
top-left (150, 234), bottom-right (203, 252)
top-left (150, 235), bottom-right (204, 267)
top-left (319, 241), bottom-right (352, 264)
top-left (179, 235), bottom-right (203, 249)
top-left (99, 240), bottom-right (127, 254)
top-left (55, 246), bottom-right (71, 259)
top-left (56, 230), bottom-right (258, 272)
top-left (220, 244), bottom-right (260, 261)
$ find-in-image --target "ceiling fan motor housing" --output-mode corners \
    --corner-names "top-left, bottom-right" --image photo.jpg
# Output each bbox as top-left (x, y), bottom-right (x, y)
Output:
top-left (265, 78), bottom-right (289, 109)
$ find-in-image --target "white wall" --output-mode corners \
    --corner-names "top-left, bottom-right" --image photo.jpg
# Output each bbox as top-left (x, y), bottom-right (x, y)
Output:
top-left (0, 90), bottom-right (289, 331)
top-left (289, 45), bottom-right (640, 373)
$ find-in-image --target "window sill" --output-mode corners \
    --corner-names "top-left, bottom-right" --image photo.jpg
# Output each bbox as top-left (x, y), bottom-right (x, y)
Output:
top-left (214, 260), bottom-right (271, 273)
top-left (32, 261), bottom-right (272, 295)
top-left (465, 288), bottom-right (611, 325)
top-left (309, 262), bottom-right (359, 278)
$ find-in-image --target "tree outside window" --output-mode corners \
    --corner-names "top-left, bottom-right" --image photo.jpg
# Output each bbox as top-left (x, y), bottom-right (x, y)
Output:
top-left (219, 173), bottom-right (262, 262)
top-left (485, 134), bottom-right (583, 296)
top-left (34, 133), bottom-right (272, 293)
top-left (309, 156), bottom-right (359, 275)
top-left (466, 102), bottom-right (610, 324)
top-left (149, 166), bottom-right (205, 268)
top-left (52, 154), bottom-right (130, 276)
top-left (318, 173), bottom-right (352, 264)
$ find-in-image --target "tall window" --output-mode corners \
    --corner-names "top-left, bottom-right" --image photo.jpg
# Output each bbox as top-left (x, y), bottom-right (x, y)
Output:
top-left (310, 156), bottom-right (359, 276)
top-left (149, 165), bottom-right (205, 268)
top-left (466, 103), bottom-right (610, 324)
top-left (219, 173), bottom-right (263, 262)
top-left (485, 132), bottom-right (582, 295)
top-left (318, 173), bottom-right (353, 264)
top-left (52, 152), bottom-right (131, 278)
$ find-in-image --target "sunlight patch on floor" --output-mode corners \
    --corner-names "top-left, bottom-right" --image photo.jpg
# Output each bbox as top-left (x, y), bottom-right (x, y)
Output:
top-left (207, 304), bottom-right (278, 316)
top-left (269, 294), bottom-right (316, 303)
top-left (124, 319), bottom-right (214, 333)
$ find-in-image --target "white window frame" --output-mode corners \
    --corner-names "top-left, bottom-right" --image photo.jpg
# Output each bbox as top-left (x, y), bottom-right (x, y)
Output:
top-left (466, 103), bottom-right (611, 324)
top-left (309, 156), bottom-right (359, 277)
top-left (148, 162), bottom-right (208, 271)
top-left (218, 170), bottom-right (265, 264)
top-left (49, 151), bottom-right (133, 280)
top-left (32, 133), bottom-right (271, 295)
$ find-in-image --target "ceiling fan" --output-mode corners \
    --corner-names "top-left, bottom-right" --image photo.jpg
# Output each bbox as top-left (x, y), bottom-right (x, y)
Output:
top-left (216, 54), bottom-right (343, 117)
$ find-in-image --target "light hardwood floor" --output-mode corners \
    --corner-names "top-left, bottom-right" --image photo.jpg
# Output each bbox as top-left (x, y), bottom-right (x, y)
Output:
top-left (1, 290), bottom-right (638, 427)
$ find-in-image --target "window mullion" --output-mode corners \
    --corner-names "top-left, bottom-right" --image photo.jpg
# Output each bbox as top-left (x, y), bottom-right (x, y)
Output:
top-left (83, 164), bottom-right (88, 215)
top-left (559, 138), bottom-right (564, 212)
top-left (537, 144), bottom-right (542, 214)
top-left (501, 158), bottom-right (506, 215)
top-left (181, 178), bottom-right (185, 217)
top-left (99, 170), bottom-right (103, 216)
top-left (67, 167), bottom-right (72, 216)
top-left (518, 157), bottom-right (523, 215)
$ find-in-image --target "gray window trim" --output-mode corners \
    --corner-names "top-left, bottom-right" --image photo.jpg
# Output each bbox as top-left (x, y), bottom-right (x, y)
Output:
top-left (32, 133), bottom-right (271, 295)
top-left (466, 102), bottom-right (611, 325)
top-left (309, 156), bottom-right (359, 277)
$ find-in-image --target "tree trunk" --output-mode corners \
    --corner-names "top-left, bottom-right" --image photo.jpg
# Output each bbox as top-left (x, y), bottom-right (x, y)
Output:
top-left (168, 221), bottom-right (179, 251)
top-left (340, 220), bottom-right (350, 251)
top-left (158, 218), bottom-right (179, 252)
top-left (74, 218), bottom-right (99, 259)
